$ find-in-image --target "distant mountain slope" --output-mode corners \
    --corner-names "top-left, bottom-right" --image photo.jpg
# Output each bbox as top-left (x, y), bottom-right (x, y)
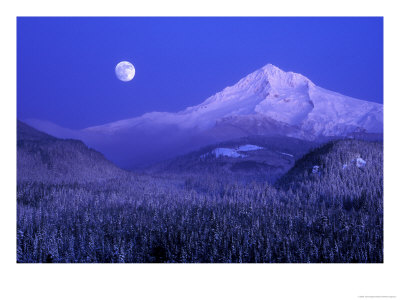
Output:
top-left (146, 135), bottom-right (318, 183)
top-left (17, 121), bottom-right (126, 183)
top-left (26, 64), bottom-right (383, 169)
top-left (18, 120), bottom-right (56, 141)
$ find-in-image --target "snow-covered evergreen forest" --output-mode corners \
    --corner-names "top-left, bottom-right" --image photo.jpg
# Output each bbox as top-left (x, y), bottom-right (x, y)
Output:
top-left (17, 133), bottom-right (383, 263)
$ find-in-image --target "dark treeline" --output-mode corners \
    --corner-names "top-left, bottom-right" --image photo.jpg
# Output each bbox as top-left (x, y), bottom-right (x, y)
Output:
top-left (17, 140), bottom-right (383, 263)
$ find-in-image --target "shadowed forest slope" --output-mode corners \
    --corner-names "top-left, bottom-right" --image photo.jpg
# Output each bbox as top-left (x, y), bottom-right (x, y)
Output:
top-left (17, 121), bottom-right (126, 183)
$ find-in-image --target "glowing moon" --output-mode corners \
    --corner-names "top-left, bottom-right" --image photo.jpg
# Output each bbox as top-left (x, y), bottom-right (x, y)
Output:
top-left (115, 61), bottom-right (135, 82)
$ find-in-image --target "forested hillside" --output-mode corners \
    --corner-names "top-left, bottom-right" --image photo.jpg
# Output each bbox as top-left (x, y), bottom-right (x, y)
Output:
top-left (147, 135), bottom-right (318, 183)
top-left (17, 123), bottom-right (383, 263)
top-left (277, 139), bottom-right (383, 210)
top-left (17, 121), bottom-right (126, 183)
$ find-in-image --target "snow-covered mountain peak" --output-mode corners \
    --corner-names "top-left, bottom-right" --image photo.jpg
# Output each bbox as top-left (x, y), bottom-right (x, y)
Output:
top-left (198, 64), bottom-right (313, 107)
top-left (261, 64), bottom-right (314, 89)
top-left (201, 64), bottom-right (314, 108)
top-left (81, 63), bottom-right (382, 139)
top-left (183, 64), bottom-right (316, 127)
top-left (28, 63), bottom-right (383, 168)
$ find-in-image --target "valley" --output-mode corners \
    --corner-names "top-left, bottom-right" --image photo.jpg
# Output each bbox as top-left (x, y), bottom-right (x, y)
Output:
top-left (17, 122), bottom-right (383, 263)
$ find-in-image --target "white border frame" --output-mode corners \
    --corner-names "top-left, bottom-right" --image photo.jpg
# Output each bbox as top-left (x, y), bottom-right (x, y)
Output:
top-left (1, 1), bottom-right (399, 299)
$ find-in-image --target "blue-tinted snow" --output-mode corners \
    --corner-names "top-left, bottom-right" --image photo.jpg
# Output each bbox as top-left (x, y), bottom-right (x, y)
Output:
top-left (279, 152), bottom-right (294, 157)
top-left (236, 144), bottom-right (264, 151)
top-left (312, 165), bottom-right (320, 174)
top-left (205, 144), bottom-right (263, 158)
top-left (356, 157), bottom-right (366, 168)
top-left (212, 148), bottom-right (246, 158)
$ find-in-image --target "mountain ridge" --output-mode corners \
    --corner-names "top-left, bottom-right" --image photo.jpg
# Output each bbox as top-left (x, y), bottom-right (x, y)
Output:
top-left (83, 63), bottom-right (382, 136)
top-left (17, 121), bottom-right (126, 182)
top-left (24, 64), bottom-right (383, 169)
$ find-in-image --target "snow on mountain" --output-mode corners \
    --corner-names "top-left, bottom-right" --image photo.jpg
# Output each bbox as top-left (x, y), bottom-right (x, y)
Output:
top-left (202, 144), bottom-right (265, 159)
top-left (211, 148), bottom-right (246, 158)
top-left (237, 144), bottom-right (264, 151)
top-left (84, 64), bottom-right (382, 138)
top-left (26, 64), bottom-right (383, 169)
top-left (279, 152), bottom-right (294, 158)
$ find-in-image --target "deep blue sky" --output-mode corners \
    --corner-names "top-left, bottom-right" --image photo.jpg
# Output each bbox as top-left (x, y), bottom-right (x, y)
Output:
top-left (17, 17), bottom-right (383, 129)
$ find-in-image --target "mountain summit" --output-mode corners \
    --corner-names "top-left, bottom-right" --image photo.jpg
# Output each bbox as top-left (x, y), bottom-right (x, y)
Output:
top-left (85, 64), bottom-right (382, 137)
top-left (27, 64), bottom-right (383, 168)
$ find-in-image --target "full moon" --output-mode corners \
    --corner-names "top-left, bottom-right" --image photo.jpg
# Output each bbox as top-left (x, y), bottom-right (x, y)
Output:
top-left (115, 61), bottom-right (135, 82)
